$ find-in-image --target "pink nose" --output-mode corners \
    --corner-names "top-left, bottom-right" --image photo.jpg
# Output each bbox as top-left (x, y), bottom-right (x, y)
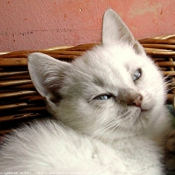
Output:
top-left (126, 91), bottom-right (143, 108)
top-left (131, 95), bottom-right (142, 107)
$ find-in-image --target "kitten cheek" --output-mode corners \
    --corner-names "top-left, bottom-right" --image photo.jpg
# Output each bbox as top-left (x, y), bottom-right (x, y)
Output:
top-left (141, 97), bottom-right (154, 111)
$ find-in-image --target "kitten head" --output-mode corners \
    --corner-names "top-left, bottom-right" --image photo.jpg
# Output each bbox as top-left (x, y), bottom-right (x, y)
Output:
top-left (28, 9), bottom-right (166, 141)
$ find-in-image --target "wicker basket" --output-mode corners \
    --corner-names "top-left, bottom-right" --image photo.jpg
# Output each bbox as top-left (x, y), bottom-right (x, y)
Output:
top-left (1, 34), bottom-right (175, 136)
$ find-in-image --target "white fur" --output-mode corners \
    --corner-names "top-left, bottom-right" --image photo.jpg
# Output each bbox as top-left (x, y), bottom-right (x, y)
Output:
top-left (0, 9), bottom-right (171, 175)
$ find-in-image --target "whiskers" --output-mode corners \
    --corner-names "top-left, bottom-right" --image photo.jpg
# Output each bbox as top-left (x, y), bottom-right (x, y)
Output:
top-left (164, 75), bottom-right (175, 92)
top-left (92, 110), bottom-right (130, 139)
top-left (147, 75), bottom-right (168, 96)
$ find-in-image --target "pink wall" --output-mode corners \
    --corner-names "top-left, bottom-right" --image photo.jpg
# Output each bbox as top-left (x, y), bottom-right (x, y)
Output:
top-left (1, 0), bottom-right (175, 52)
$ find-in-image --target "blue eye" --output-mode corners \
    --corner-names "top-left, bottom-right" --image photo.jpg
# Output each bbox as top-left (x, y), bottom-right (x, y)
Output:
top-left (94, 94), bottom-right (112, 100)
top-left (133, 69), bottom-right (142, 81)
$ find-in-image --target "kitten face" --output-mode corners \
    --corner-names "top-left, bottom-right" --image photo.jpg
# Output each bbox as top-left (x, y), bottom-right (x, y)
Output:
top-left (55, 44), bottom-right (165, 137)
top-left (28, 9), bottom-right (166, 141)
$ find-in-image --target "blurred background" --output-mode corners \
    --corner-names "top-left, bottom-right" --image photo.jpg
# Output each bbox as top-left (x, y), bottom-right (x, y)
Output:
top-left (1, 0), bottom-right (175, 51)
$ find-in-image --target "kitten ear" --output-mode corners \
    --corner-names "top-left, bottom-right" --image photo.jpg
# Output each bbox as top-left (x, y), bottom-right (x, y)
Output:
top-left (28, 52), bottom-right (71, 103)
top-left (102, 9), bottom-right (145, 55)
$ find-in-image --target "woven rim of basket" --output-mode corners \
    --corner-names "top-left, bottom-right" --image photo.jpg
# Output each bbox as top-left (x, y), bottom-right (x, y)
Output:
top-left (0, 34), bottom-right (175, 135)
top-left (0, 34), bottom-right (175, 101)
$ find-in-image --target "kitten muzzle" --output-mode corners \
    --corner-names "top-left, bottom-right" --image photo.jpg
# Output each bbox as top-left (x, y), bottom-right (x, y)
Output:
top-left (126, 92), bottom-right (143, 108)
top-left (132, 95), bottom-right (142, 108)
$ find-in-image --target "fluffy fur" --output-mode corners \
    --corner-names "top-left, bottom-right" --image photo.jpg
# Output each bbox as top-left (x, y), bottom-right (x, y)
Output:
top-left (0, 9), bottom-right (171, 175)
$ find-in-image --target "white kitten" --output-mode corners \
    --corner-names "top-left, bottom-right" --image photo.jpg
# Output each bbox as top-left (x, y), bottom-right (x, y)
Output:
top-left (0, 9), bottom-right (171, 175)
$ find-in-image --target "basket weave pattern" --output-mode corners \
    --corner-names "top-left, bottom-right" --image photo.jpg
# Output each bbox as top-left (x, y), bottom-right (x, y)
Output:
top-left (0, 35), bottom-right (175, 135)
